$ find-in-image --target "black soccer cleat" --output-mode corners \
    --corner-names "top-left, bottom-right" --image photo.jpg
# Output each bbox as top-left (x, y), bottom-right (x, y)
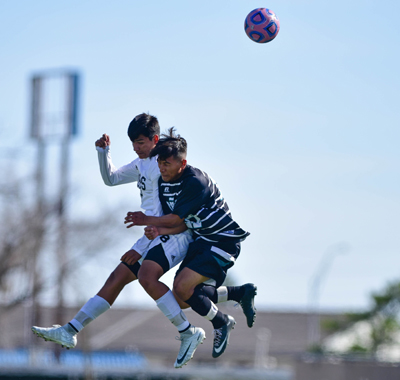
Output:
top-left (212, 315), bottom-right (236, 358)
top-left (239, 283), bottom-right (257, 328)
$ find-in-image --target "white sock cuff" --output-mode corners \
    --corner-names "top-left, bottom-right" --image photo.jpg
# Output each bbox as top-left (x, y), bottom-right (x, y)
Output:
top-left (205, 301), bottom-right (218, 321)
top-left (217, 287), bottom-right (228, 303)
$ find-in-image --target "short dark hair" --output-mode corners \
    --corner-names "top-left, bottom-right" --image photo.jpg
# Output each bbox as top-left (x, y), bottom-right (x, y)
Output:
top-left (127, 113), bottom-right (160, 142)
top-left (150, 127), bottom-right (187, 161)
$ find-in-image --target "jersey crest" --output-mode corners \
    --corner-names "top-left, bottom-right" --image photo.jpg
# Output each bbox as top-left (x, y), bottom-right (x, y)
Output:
top-left (185, 214), bottom-right (202, 229)
top-left (166, 197), bottom-right (176, 211)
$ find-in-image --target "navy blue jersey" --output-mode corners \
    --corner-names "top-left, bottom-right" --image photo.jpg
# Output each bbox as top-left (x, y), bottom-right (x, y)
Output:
top-left (158, 165), bottom-right (249, 243)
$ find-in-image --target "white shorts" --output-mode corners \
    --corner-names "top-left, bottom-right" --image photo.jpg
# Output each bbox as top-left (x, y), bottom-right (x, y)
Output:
top-left (142, 229), bottom-right (193, 271)
top-left (130, 234), bottom-right (152, 256)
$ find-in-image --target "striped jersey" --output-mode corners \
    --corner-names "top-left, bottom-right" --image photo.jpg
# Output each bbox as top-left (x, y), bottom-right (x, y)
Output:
top-left (158, 165), bottom-right (249, 243)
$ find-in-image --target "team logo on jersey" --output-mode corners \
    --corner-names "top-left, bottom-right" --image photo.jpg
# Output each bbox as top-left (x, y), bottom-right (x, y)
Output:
top-left (185, 214), bottom-right (202, 229)
top-left (167, 197), bottom-right (176, 211)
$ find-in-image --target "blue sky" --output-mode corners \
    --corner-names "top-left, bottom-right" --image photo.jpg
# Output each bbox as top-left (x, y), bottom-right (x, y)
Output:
top-left (1, 0), bottom-right (399, 312)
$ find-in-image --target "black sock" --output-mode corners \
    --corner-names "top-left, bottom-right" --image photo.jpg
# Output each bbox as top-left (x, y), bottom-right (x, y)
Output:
top-left (226, 286), bottom-right (245, 302)
top-left (211, 311), bottom-right (228, 329)
top-left (201, 285), bottom-right (218, 303)
top-left (185, 285), bottom-right (213, 316)
top-left (185, 285), bottom-right (228, 329)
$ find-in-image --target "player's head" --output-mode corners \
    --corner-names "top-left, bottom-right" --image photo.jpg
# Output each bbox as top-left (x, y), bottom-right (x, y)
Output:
top-left (150, 127), bottom-right (187, 182)
top-left (127, 113), bottom-right (160, 159)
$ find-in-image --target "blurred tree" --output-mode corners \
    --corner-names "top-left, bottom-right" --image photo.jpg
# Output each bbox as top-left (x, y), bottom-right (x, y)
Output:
top-left (321, 280), bottom-right (400, 357)
top-left (0, 173), bottom-right (131, 311)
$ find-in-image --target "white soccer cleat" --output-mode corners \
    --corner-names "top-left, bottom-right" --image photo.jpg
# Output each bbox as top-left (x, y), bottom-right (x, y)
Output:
top-left (174, 326), bottom-right (206, 368)
top-left (31, 324), bottom-right (77, 349)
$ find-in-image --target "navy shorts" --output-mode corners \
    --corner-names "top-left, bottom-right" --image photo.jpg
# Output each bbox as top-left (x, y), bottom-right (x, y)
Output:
top-left (175, 238), bottom-right (241, 288)
top-left (123, 243), bottom-right (170, 277)
top-left (122, 261), bottom-right (141, 278)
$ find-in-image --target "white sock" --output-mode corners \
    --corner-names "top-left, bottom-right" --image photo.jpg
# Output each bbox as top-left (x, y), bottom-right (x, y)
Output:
top-left (69, 295), bottom-right (111, 332)
top-left (156, 290), bottom-right (190, 332)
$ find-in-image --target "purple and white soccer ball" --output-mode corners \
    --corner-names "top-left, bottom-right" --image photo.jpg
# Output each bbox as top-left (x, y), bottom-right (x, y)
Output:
top-left (244, 8), bottom-right (280, 43)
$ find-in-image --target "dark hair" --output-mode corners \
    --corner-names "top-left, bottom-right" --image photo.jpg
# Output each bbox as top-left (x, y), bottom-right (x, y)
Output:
top-left (127, 113), bottom-right (160, 142)
top-left (150, 127), bottom-right (187, 161)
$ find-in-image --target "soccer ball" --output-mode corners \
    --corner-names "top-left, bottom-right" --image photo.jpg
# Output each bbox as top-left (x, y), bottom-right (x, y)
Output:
top-left (244, 8), bottom-right (280, 43)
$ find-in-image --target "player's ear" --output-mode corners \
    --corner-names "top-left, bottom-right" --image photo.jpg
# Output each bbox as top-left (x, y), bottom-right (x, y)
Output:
top-left (153, 135), bottom-right (159, 144)
top-left (181, 159), bottom-right (187, 170)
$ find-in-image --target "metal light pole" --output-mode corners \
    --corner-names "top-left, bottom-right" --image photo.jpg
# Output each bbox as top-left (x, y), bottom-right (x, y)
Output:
top-left (29, 70), bottom-right (80, 356)
top-left (307, 242), bottom-right (350, 347)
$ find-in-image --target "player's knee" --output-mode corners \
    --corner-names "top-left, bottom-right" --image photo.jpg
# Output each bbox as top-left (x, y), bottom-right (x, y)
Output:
top-left (173, 279), bottom-right (191, 301)
top-left (138, 275), bottom-right (154, 291)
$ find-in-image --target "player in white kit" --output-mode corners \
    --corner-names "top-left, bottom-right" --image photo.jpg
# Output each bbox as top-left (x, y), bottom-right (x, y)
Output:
top-left (31, 113), bottom-right (205, 368)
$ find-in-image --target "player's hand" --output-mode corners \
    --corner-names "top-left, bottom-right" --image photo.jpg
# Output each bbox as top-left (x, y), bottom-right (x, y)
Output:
top-left (120, 249), bottom-right (142, 265)
top-left (124, 211), bottom-right (147, 228)
top-left (95, 133), bottom-right (111, 148)
top-left (144, 225), bottom-right (160, 240)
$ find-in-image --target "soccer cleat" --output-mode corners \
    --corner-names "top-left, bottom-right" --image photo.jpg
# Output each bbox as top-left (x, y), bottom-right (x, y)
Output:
top-left (174, 326), bottom-right (206, 368)
top-left (212, 315), bottom-right (236, 358)
top-left (239, 283), bottom-right (257, 328)
top-left (31, 325), bottom-right (77, 349)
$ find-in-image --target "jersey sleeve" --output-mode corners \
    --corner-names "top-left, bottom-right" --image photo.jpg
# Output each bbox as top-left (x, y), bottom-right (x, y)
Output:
top-left (149, 159), bottom-right (163, 217)
top-left (96, 146), bottom-right (139, 186)
top-left (173, 177), bottom-right (206, 219)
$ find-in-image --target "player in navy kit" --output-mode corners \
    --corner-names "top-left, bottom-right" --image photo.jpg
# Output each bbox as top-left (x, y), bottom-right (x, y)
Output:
top-left (125, 128), bottom-right (257, 359)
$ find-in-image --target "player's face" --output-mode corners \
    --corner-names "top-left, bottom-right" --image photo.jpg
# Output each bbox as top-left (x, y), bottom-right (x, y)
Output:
top-left (158, 156), bottom-right (187, 182)
top-left (132, 134), bottom-right (159, 159)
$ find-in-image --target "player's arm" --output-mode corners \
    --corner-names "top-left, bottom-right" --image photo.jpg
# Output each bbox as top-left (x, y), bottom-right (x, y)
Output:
top-left (144, 223), bottom-right (188, 240)
top-left (124, 176), bottom-right (205, 229)
top-left (124, 212), bottom-right (183, 229)
top-left (96, 134), bottom-right (139, 186)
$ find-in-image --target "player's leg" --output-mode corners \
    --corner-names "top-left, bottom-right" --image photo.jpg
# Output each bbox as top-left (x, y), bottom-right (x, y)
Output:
top-left (31, 235), bottom-right (151, 347)
top-left (32, 259), bottom-right (140, 348)
top-left (96, 259), bottom-right (139, 305)
top-left (173, 240), bottom-right (240, 358)
top-left (198, 284), bottom-right (257, 328)
top-left (69, 261), bottom-right (139, 330)
top-left (173, 278), bottom-right (256, 327)
top-left (139, 232), bottom-right (194, 322)
top-left (173, 283), bottom-right (257, 327)
top-left (139, 259), bottom-right (191, 332)
top-left (138, 233), bottom-right (205, 368)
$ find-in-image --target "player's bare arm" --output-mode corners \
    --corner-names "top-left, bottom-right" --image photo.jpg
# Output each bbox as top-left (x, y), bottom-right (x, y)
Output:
top-left (124, 211), bottom-right (183, 229)
top-left (95, 133), bottom-right (110, 148)
top-left (144, 224), bottom-right (188, 240)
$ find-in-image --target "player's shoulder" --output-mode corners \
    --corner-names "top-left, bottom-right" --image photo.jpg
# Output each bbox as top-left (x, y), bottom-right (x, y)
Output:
top-left (148, 156), bottom-right (161, 178)
top-left (181, 165), bottom-right (209, 187)
top-left (135, 156), bottom-right (155, 168)
top-left (136, 156), bottom-right (160, 178)
top-left (185, 165), bottom-right (209, 180)
top-left (128, 156), bottom-right (141, 168)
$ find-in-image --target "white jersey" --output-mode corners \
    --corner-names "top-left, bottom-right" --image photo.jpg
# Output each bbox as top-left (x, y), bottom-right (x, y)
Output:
top-left (96, 146), bottom-right (162, 217)
top-left (96, 145), bottom-right (193, 263)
